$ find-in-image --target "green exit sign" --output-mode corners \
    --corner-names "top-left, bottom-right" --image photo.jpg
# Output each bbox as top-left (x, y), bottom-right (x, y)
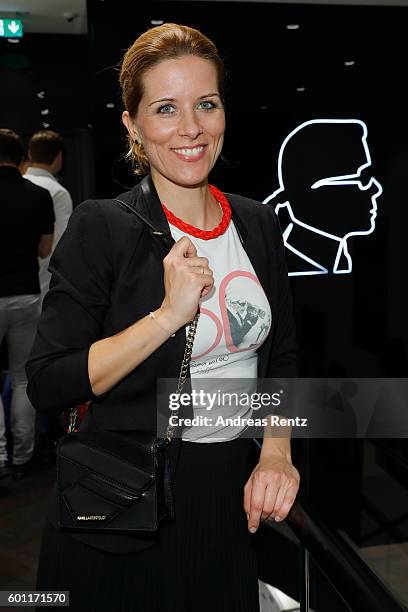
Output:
top-left (0, 19), bottom-right (23, 38)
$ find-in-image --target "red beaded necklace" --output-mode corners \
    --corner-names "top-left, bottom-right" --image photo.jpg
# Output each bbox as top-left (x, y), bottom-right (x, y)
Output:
top-left (161, 184), bottom-right (232, 240)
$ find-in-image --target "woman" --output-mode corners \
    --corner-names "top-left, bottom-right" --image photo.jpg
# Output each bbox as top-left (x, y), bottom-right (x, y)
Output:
top-left (26, 23), bottom-right (301, 612)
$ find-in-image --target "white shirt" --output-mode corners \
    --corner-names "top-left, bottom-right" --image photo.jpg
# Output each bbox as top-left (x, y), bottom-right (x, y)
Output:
top-left (168, 218), bottom-right (272, 442)
top-left (24, 167), bottom-right (73, 300)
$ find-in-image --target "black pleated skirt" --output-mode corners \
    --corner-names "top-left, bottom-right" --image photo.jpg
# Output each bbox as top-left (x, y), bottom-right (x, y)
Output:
top-left (36, 437), bottom-right (260, 612)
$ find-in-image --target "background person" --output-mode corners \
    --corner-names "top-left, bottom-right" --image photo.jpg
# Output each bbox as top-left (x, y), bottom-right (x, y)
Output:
top-left (24, 130), bottom-right (73, 307)
top-left (0, 128), bottom-right (54, 485)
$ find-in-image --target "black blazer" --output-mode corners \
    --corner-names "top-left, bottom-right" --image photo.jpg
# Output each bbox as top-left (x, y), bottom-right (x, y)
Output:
top-left (26, 173), bottom-right (300, 554)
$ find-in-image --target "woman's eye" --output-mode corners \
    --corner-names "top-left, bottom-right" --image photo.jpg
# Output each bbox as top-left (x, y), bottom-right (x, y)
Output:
top-left (158, 104), bottom-right (175, 114)
top-left (157, 100), bottom-right (218, 114)
top-left (198, 101), bottom-right (216, 110)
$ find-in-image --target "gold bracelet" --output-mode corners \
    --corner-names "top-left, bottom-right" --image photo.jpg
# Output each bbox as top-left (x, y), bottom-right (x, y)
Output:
top-left (149, 311), bottom-right (176, 338)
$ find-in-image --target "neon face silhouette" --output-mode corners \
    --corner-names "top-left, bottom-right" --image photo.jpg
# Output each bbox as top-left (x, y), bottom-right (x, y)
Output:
top-left (263, 119), bottom-right (383, 275)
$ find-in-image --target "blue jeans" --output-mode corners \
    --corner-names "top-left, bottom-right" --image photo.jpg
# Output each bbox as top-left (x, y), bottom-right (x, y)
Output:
top-left (0, 294), bottom-right (41, 465)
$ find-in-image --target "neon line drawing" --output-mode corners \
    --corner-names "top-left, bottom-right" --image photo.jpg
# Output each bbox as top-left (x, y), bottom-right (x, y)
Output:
top-left (263, 119), bottom-right (383, 276)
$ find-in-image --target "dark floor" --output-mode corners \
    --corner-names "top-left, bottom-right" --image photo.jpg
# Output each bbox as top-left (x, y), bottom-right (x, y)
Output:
top-left (0, 442), bottom-right (56, 611)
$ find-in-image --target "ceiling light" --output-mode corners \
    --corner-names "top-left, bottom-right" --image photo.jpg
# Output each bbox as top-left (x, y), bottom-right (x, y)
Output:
top-left (151, 20), bottom-right (164, 25)
top-left (287, 24), bottom-right (300, 30)
top-left (106, 102), bottom-right (115, 108)
top-left (344, 60), bottom-right (355, 66)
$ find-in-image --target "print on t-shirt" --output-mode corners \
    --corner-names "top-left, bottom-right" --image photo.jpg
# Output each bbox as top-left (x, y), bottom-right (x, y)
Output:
top-left (168, 219), bottom-right (273, 379)
top-left (224, 273), bottom-right (272, 350)
top-left (189, 268), bottom-right (272, 373)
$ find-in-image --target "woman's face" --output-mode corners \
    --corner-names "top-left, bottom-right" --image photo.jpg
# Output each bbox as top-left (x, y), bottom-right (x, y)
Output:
top-left (122, 55), bottom-right (225, 188)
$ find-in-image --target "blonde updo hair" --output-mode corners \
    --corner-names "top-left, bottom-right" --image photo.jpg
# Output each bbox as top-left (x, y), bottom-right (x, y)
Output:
top-left (119, 23), bottom-right (225, 176)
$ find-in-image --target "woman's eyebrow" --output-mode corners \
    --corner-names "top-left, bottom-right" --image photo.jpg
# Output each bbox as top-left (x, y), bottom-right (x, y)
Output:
top-left (148, 98), bottom-right (175, 106)
top-left (198, 92), bottom-right (220, 99)
top-left (148, 92), bottom-right (221, 106)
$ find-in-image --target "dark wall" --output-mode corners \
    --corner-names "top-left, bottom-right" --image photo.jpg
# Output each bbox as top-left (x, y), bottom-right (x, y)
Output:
top-left (0, 33), bottom-right (94, 205)
top-left (1, 33), bottom-right (90, 130)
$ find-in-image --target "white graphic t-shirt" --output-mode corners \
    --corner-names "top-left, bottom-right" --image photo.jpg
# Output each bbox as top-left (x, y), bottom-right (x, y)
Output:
top-left (168, 217), bottom-right (272, 442)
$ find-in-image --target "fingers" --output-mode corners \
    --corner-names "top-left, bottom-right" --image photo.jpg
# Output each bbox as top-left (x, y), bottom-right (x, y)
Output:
top-left (268, 477), bottom-right (290, 521)
top-left (244, 466), bottom-right (300, 533)
top-left (162, 235), bottom-right (214, 317)
top-left (246, 470), bottom-right (271, 533)
top-left (243, 477), bottom-right (252, 521)
top-left (273, 481), bottom-right (299, 521)
top-left (184, 255), bottom-right (210, 268)
top-left (166, 239), bottom-right (212, 275)
top-left (172, 235), bottom-right (197, 258)
top-left (184, 255), bottom-right (213, 284)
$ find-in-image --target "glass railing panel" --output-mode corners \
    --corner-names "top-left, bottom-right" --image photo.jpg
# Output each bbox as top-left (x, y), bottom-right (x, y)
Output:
top-left (302, 438), bottom-right (408, 608)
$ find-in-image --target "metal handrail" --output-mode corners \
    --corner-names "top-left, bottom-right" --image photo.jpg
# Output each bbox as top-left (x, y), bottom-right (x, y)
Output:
top-left (284, 497), bottom-right (407, 612)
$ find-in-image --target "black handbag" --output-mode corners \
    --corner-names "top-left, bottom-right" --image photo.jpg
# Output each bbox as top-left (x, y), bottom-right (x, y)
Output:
top-left (56, 195), bottom-right (199, 533)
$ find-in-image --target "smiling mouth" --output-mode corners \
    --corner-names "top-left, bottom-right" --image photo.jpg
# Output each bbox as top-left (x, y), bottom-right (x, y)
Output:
top-left (171, 145), bottom-right (207, 159)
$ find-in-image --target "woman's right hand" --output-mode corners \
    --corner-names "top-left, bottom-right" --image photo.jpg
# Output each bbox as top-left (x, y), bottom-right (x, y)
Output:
top-left (159, 236), bottom-right (214, 328)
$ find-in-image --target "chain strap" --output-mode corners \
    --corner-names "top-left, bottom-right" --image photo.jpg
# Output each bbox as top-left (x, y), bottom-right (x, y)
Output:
top-left (68, 404), bottom-right (78, 434)
top-left (67, 310), bottom-right (200, 439)
top-left (164, 310), bottom-right (200, 443)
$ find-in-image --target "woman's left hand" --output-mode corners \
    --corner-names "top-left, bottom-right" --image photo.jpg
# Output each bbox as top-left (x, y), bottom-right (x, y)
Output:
top-left (243, 453), bottom-right (300, 533)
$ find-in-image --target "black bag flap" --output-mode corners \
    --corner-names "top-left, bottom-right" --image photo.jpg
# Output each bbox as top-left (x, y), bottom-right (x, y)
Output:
top-left (77, 470), bottom-right (146, 505)
top-left (57, 430), bottom-right (156, 493)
